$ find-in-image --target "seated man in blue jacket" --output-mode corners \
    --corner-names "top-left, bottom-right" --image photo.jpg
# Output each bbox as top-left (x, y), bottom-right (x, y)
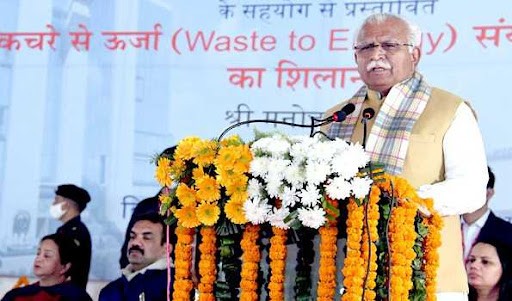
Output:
top-left (99, 213), bottom-right (175, 301)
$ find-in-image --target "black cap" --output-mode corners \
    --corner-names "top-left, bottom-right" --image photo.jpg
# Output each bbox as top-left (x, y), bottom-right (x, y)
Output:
top-left (55, 184), bottom-right (91, 212)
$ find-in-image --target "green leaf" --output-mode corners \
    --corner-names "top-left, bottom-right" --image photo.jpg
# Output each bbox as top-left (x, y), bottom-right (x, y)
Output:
top-left (322, 199), bottom-right (340, 218)
top-left (164, 215), bottom-right (176, 226)
top-left (284, 211), bottom-right (299, 224)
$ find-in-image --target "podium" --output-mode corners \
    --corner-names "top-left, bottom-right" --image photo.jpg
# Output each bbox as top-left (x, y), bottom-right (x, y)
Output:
top-left (155, 133), bottom-right (442, 300)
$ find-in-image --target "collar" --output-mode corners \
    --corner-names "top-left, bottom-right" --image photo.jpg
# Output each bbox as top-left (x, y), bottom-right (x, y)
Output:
top-left (367, 89), bottom-right (382, 102)
top-left (122, 257), bottom-right (167, 281)
top-left (461, 209), bottom-right (491, 228)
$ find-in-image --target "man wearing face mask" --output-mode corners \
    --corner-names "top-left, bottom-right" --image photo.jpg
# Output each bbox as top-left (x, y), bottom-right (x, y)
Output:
top-left (51, 184), bottom-right (92, 289)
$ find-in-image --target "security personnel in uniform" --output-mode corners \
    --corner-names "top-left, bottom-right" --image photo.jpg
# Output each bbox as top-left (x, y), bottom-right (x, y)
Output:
top-left (50, 184), bottom-right (92, 289)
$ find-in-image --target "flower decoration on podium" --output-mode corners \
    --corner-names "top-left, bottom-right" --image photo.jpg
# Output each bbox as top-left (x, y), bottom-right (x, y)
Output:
top-left (155, 135), bottom-right (252, 300)
top-left (244, 133), bottom-right (371, 229)
top-left (155, 132), bottom-right (443, 301)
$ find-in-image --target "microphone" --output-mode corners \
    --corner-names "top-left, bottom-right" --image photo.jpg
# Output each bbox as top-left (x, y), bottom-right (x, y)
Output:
top-left (361, 107), bottom-right (375, 149)
top-left (308, 103), bottom-right (356, 138)
top-left (362, 107), bottom-right (375, 122)
top-left (332, 103), bottom-right (356, 122)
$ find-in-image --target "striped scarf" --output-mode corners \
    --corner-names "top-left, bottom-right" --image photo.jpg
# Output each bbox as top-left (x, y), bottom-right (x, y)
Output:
top-left (327, 72), bottom-right (431, 175)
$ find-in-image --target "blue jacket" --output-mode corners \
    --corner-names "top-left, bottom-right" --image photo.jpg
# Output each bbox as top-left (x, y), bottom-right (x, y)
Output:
top-left (478, 211), bottom-right (512, 247)
top-left (99, 261), bottom-right (172, 301)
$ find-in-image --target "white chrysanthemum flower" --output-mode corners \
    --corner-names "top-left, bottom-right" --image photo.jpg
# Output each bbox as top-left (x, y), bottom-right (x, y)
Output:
top-left (267, 159), bottom-right (291, 181)
top-left (268, 207), bottom-right (290, 229)
top-left (298, 207), bottom-right (326, 229)
top-left (284, 163), bottom-right (304, 187)
top-left (344, 142), bottom-right (370, 168)
top-left (243, 197), bottom-right (271, 224)
top-left (266, 136), bottom-right (291, 157)
top-left (265, 177), bottom-right (283, 198)
top-left (331, 138), bottom-right (349, 153)
top-left (331, 154), bottom-right (360, 180)
top-left (325, 177), bottom-right (352, 200)
top-left (251, 137), bottom-right (276, 154)
top-left (247, 178), bottom-right (263, 199)
top-left (289, 137), bottom-right (313, 163)
top-left (351, 177), bottom-right (373, 199)
top-left (309, 140), bottom-right (336, 163)
top-left (280, 186), bottom-right (299, 208)
top-left (298, 185), bottom-right (321, 207)
top-left (305, 161), bottom-right (331, 185)
top-left (250, 157), bottom-right (271, 178)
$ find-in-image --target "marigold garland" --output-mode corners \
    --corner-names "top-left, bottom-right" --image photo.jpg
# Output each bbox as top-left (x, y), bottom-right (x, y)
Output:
top-left (198, 226), bottom-right (217, 301)
top-left (342, 198), bottom-right (366, 301)
top-left (342, 174), bottom-right (442, 300)
top-left (172, 226), bottom-right (195, 301)
top-left (423, 198), bottom-right (443, 301)
top-left (317, 196), bottom-right (338, 301)
top-left (240, 224), bottom-right (261, 301)
top-left (360, 185), bottom-right (380, 301)
top-left (269, 226), bottom-right (287, 301)
top-left (388, 192), bottom-right (417, 300)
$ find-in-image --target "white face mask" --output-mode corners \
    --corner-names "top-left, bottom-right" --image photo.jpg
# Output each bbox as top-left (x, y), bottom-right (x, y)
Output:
top-left (49, 202), bottom-right (67, 220)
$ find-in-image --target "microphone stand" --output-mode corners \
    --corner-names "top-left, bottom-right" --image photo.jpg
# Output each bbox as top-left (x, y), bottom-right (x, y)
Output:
top-left (360, 112), bottom-right (373, 301)
top-left (217, 116), bottom-right (336, 142)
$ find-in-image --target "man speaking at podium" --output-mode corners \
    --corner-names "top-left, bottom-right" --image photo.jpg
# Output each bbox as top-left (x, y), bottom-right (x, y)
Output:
top-left (324, 13), bottom-right (488, 301)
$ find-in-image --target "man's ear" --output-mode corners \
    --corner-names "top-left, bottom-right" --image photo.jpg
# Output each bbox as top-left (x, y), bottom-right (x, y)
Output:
top-left (411, 46), bottom-right (421, 67)
top-left (486, 188), bottom-right (495, 201)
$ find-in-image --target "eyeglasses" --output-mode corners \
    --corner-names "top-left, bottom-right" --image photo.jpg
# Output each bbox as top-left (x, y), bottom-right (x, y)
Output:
top-left (353, 42), bottom-right (413, 55)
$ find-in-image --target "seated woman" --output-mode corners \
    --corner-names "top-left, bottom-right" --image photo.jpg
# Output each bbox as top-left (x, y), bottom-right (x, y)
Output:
top-left (466, 239), bottom-right (512, 301)
top-left (2, 233), bottom-right (91, 301)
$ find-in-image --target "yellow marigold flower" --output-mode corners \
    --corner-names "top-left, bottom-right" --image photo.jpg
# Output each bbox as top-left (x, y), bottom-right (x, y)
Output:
top-left (175, 183), bottom-right (197, 207)
top-left (225, 200), bottom-right (247, 224)
top-left (225, 174), bottom-right (248, 197)
top-left (192, 167), bottom-right (205, 181)
top-left (175, 136), bottom-right (201, 161)
top-left (214, 146), bottom-right (240, 172)
top-left (155, 157), bottom-right (173, 187)
top-left (195, 176), bottom-right (220, 202)
top-left (232, 145), bottom-right (252, 174)
top-left (170, 159), bottom-right (186, 179)
top-left (196, 202), bottom-right (220, 226)
top-left (215, 169), bottom-right (232, 187)
top-left (228, 191), bottom-right (248, 203)
top-left (192, 139), bottom-right (218, 167)
top-left (220, 134), bottom-right (243, 147)
top-left (175, 206), bottom-right (200, 228)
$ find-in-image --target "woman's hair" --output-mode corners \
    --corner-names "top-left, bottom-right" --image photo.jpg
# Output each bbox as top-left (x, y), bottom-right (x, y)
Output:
top-left (40, 233), bottom-right (74, 272)
top-left (468, 239), bottom-right (512, 301)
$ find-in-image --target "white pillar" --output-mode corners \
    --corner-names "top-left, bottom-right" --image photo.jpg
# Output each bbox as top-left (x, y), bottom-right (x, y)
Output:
top-left (104, 0), bottom-right (139, 228)
top-left (55, 50), bottom-right (89, 183)
top-left (0, 0), bottom-right (52, 247)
